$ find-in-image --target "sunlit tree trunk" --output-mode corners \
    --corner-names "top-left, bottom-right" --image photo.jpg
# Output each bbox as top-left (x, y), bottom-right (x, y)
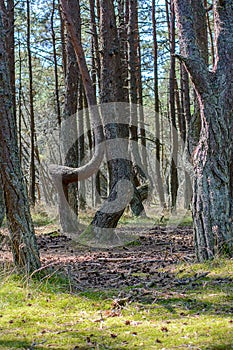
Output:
top-left (166, 0), bottom-right (178, 211)
top-left (51, 0), bottom-right (61, 127)
top-left (174, 0), bottom-right (233, 260)
top-left (152, 0), bottom-right (166, 208)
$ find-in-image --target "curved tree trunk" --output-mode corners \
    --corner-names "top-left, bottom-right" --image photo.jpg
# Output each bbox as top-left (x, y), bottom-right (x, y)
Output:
top-left (59, 0), bottom-right (80, 233)
top-left (50, 0), bottom-right (105, 225)
top-left (54, 0), bottom-right (147, 246)
top-left (174, 0), bottom-right (233, 260)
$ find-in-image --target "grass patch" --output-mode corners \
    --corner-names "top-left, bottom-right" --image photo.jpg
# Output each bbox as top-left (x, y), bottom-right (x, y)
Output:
top-left (31, 205), bottom-right (57, 227)
top-left (118, 211), bottom-right (193, 228)
top-left (0, 258), bottom-right (233, 349)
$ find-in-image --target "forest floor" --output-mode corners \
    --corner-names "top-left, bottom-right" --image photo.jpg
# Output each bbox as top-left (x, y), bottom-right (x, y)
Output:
top-left (0, 218), bottom-right (233, 349)
top-left (1, 221), bottom-right (194, 291)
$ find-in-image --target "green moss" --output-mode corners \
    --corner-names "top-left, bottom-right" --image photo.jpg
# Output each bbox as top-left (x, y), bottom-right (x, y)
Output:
top-left (0, 258), bottom-right (233, 349)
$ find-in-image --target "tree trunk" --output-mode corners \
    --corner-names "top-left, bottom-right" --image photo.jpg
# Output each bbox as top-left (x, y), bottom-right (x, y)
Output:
top-left (128, 0), bottom-right (146, 180)
top-left (152, 0), bottom-right (166, 208)
top-left (192, 94), bottom-right (232, 259)
top-left (174, 0), bottom-right (233, 260)
top-left (180, 63), bottom-right (193, 209)
top-left (78, 80), bottom-right (86, 210)
top-left (0, 181), bottom-right (4, 227)
top-left (79, 0), bottom-right (144, 244)
top-left (0, 12), bottom-right (41, 272)
top-left (59, 0), bottom-right (80, 233)
top-left (166, 0), bottom-right (179, 211)
top-left (26, 0), bottom-right (36, 206)
top-left (51, 0), bottom-right (61, 127)
top-left (0, 0), bottom-right (16, 119)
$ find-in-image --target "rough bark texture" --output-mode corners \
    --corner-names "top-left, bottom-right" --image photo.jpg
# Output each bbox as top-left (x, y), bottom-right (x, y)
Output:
top-left (0, 0), bottom-right (15, 118)
top-left (0, 12), bottom-right (41, 272)
top-left (51, 0), bottom-right (61, 127)
top-left (0, 180), bottom-right (5, 227)
top-left (180, 64), bottom-right (193, 209)
top-left (174, 0), bottom-right (233, 260)
top-left (59, 0), bottom-right (80, 233)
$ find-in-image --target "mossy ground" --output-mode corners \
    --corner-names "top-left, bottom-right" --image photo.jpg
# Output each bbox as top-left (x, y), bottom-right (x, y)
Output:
top-left (0, 210), bottom-right (232, 349)
top-left (0, 258), bottom-right (233, 349)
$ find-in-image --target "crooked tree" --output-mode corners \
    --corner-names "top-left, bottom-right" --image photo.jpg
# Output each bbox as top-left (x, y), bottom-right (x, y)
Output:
top-left (174, 0), bottom-right (233, 260)
top-left (50, 0), bottom-right (145, 244)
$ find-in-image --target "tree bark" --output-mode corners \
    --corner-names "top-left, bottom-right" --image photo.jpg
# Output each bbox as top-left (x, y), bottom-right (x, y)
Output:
top-left (26, 0), bottom-right (36, 206)
top-left (174, 0), bottom-right (233, 260)
top-left (0, 180), bottom-right (4, 227)
top-left (51, 0), bottom-right (61, 127)
top-left (58, 0), bottom-right (80, 233)
top-left (0, 11), bottom-right (41, 272)
top-left (90, 0), bottom-right (135, 229)
top-left (166, 0), bottom-right (179, 211)
top-left (152, 0), bottom-right (166, 208)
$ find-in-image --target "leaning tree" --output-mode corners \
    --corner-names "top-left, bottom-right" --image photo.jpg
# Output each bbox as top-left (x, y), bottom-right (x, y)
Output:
top-left (174, 0), bottom-right (233, 260)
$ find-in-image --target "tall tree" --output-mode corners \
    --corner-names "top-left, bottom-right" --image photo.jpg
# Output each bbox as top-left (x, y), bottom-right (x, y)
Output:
top-left (87, 0), bottom-right (138, 233)
top-left (174, 0), bottom-right (233, 260)
top-left (152, 0), bottom-right (165, 208)
top-left (26, 0), bottom-right (36, 205)
top-left (51, 0), bottom-right (61, 127)
top-left (59, 0), bottom-right (80, 233)
top-left (128, 0), bottom-right (147, 176)
top-left (0, 9), bottom-right (41, 272)
top-left (166, 0), bottom-right (179, 211)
